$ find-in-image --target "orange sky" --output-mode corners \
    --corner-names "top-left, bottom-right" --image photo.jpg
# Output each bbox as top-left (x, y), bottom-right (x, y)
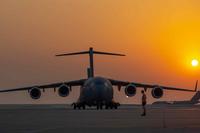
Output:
top-left (0, 0), bottom-right (200, 104)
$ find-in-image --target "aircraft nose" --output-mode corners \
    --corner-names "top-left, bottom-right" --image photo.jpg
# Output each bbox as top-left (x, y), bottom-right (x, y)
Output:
top-left (95, 84), bottom-right (112, 99)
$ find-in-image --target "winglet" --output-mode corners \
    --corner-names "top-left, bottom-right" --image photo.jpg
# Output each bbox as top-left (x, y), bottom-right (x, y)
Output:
top-left (194, 80), bottom-right (198, 92)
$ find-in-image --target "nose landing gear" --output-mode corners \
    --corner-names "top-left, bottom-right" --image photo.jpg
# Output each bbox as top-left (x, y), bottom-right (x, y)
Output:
top-left (72, 103), bottom-right (86, 110)
top-left (105, 102), bottom-right (120, 110)
top-left (96, 102), bottom-right (103, 110)
top-left (96, 102), bottom-right (118, 110)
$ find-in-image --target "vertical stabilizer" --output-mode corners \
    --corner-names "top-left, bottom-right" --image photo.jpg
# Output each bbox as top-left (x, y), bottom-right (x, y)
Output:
top-left (56, 47), bottom-right (125, 78)
top-left (87, 68), bottom-right (91, 78)
top-left (195, 80), bottom-right (198, 92)
top-left (190, 80), bottom-right (199, 104)
top-left (190, 91), bottom-right (200, 103)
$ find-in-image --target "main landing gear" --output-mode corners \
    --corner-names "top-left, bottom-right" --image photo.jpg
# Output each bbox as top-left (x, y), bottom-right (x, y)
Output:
top-left (105, 102), bottom-right (119, 110)
top-left (97, 102), bottom-right (120, 110)
top-left (71, 102), bottom-right (120, 110)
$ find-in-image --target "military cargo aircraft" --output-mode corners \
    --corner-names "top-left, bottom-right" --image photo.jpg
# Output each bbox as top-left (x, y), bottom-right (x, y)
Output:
top-left (0, 48), bottom-right (197, 110)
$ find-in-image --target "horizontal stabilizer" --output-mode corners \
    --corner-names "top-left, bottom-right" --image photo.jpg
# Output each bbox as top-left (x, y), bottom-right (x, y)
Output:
top-left (55, 47), bottom-right (125, 78)
top-left (56, 50), bottom-right (125, 57)
top-left (56, 51), bottom-right (88, 56)
top-left (93, 51), bottom-right (125, 56)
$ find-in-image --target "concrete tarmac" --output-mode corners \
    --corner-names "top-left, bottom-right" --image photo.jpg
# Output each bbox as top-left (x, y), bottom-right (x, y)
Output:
top-left (0, 104), bottom-right (200, 133)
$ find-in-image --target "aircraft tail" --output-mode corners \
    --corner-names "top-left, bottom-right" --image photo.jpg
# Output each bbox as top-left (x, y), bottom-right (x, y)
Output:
top-left (56, 47), bottom-right (125, 78)
top-left (190, 80), bottom-right (200, 103)
top-left (190, 91), bottom-right (200, 103)
top-left (194, 80), bottom-right (198, 92)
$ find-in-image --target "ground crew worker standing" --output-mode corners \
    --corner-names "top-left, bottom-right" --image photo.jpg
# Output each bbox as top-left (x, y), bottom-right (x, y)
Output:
top-left (141, 90), bottom-right (147, 116)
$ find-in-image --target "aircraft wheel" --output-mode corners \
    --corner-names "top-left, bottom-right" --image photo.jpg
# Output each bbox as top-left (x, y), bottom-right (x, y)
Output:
top-left (100, 104), bottom-right (103, 110)
top-left (97, 104), bottom-right (100, 110)
top-left (110, 105), bottom-right (113, 109)
top-left (73, 104), bottom-right (77, 110)
top-left (105, 105), bottom-right (109, 109)
top-left (82, 105), bottom-right (86, 110)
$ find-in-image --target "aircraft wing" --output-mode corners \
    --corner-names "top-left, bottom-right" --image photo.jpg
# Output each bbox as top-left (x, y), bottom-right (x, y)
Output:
top-left (0, 79), bottom-right (86, 93)
top-left (109, 79), bottom-right (195, 92)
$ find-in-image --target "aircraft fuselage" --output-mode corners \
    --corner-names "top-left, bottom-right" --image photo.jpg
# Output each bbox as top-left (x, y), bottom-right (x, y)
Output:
top-left (74, 77), bottom-right (119, 109)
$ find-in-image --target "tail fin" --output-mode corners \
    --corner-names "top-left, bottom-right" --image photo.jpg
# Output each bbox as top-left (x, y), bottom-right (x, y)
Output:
top-left (190, 91), bottom-right (200, 103)
top-left (190, 80), bottom-right (200, 103)
top-left (87, 68), bottom-right (92, 79)
top-left (194, 80), bottom-right (198, 92)
top-left (56, 47), bottom-right (125, 78)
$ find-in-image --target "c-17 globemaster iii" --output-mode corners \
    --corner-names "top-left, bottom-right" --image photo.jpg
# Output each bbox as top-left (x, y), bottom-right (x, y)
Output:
top-left (0, 48), bottom-right (197, 110)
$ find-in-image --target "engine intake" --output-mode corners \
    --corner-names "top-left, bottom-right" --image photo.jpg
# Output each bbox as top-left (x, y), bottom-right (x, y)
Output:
top-left (151, 87), bottom-right (163, 99)
top-left (58, 85), bottom-right (70, 97)
top-left (30, 87), bottom-right (41, 99)
top-left (125, 84), bottom-right (137, 97)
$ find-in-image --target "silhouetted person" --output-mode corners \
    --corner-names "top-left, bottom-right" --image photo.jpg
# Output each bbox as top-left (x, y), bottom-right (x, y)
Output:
top-left (141, 90), bottom-right (147, 116)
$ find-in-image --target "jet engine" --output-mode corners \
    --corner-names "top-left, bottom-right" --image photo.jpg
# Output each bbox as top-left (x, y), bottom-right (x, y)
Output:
top-left (58, 85), bottom-right (70, 97)
top-left (151, 87), bottom-right (163, 99)
top-left (125, 84), bottom-right (137, 97)
top-left (30, 87), bottom-right (41, 99)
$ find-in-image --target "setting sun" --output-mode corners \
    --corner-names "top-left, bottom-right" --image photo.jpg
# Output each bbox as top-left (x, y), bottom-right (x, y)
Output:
top-left (191, 59), bottom-right (199, 67)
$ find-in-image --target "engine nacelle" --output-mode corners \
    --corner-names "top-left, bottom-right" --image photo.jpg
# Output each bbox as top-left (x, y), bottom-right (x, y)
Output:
top-left (125, 84), bottom-right (137, 97)
top-left (30, 87), bottom-right (41, 99)
top-left (58, 85), bottom-right (70, 97)
top-left (151, 87), bottom-right (163, 99)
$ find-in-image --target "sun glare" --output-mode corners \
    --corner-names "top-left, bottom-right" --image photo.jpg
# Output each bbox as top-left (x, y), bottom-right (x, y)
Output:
top-left (191, 59), bottom-right (199, 67)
